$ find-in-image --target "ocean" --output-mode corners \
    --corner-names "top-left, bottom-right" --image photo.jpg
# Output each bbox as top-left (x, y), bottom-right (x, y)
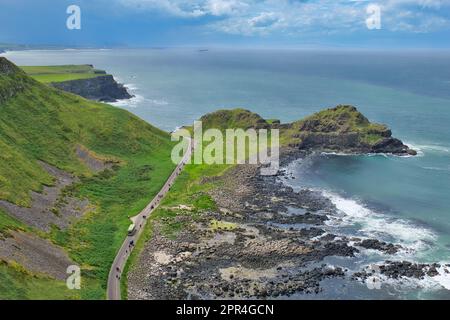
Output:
top-left (3, 48), bottom-right (450, 299)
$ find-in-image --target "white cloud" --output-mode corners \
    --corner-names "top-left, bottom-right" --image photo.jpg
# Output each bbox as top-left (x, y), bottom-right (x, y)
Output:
top-left (117, 0), bottom-right (207, 17)
top-left (117, 0), bottom-right (248, 17)
top-left (207, 0), bottom-right (248, 16)
top-left (116, 0), bottom-right (450, 36)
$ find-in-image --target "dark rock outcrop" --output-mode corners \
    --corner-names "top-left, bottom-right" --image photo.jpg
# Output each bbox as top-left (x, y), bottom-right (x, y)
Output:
top-left (285, 105), bottom-right (417, 156)
top-left (50, 75), bottom-right (133, 102)
top-left (371, 137), bottom-right (416, 155)
top-left (295, 133), bottom-right (416, 156)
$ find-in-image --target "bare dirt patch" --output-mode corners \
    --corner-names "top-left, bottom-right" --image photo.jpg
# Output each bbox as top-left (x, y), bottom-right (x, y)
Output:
top-left (0, 162), bottom-right (90, 232)
top-left (75, 144), bottom-right (117, 172)
top-left (0, 230), bottom-right (74, 280)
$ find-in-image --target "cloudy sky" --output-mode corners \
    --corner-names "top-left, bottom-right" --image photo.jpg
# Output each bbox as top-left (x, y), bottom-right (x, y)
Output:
top-left (1, 0), bottom-right (449, 48)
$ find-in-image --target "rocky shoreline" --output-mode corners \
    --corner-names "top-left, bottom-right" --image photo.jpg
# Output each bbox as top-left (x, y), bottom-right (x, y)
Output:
top-left (128, 149), bottom-right (448, 299)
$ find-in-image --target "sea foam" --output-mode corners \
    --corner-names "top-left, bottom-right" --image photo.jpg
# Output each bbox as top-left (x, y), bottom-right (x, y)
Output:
top-left (322, 191), bottom-right (436, 251)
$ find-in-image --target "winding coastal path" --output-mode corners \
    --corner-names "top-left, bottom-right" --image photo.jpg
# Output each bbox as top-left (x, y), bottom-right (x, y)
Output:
top-left (107, 138), bottom-right (193, 300)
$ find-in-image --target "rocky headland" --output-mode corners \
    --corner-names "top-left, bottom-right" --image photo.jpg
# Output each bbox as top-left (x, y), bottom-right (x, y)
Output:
top-left (279, 105), bottom-right (417, 156)
top-left (50, 74), bottom-right (133, 103)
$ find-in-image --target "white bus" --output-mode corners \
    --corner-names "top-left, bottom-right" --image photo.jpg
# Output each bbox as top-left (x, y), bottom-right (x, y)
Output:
top-left (127, 223), bottom-right (136, 236)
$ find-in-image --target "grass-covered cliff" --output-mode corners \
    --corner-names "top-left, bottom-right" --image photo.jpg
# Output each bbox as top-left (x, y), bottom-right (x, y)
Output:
top-left (21, 65), bottom-right (106, 83)
top-left (0, 57), bottom-right (175, 299)
top-left (21, 64), bottom-right (132, 102)
top-left (199, 106), bottom-right (415, 155)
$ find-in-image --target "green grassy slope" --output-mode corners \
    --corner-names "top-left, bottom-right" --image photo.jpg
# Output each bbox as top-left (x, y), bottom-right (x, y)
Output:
top-left (0, 57), bottom-right (176, 299)
top-left (199, 108), bottom-right (270, 131)
top-left (21, 65), bottom-right (106, 83)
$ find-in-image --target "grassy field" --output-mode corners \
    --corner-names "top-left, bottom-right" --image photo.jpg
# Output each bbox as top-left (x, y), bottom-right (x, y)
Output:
top-left (0, 58), bottom-right (176, 299)
top-left (21, 65), bottom-right (106, 83)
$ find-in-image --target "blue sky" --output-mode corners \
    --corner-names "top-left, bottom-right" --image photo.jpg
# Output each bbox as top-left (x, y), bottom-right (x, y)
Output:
top-left (1, 0), bottom-right (449, 48)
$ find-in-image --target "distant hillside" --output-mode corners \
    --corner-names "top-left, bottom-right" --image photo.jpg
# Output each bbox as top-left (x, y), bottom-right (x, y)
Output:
top-left (0, 57), bottom-right (175, 299)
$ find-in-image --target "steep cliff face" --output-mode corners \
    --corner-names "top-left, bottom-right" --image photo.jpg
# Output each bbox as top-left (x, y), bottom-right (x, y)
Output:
top-left (50, 75), bottom-right (133, 102)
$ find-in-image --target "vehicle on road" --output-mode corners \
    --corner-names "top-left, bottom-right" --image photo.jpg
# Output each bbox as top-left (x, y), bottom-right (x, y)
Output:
top-left (127, 223), bottom-right (136, 236)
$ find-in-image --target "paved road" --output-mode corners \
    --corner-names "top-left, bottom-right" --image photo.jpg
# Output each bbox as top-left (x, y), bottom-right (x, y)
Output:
top-left (107, 138), bottom-right (193, 300)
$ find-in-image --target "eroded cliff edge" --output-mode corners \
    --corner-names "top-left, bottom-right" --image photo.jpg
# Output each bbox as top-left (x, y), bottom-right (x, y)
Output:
top-left (50, 74), bottom-right (133, 103)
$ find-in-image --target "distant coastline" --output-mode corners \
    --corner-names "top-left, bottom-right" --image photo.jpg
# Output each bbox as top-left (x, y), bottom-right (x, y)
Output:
top-left (20, 64), bottom-right (134, 103)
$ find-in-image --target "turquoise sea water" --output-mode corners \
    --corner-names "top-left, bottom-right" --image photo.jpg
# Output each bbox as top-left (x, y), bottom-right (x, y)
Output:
top-left (4, 48), bottom-right (450, 299)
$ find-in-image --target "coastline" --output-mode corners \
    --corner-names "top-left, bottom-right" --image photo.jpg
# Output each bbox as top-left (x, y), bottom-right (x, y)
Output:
top-left (127, 148), bottom-right (450, 299)
top-left (50, 74), bottom-right (134, 103)
top-left (2, 50), bottom-right (449, 300)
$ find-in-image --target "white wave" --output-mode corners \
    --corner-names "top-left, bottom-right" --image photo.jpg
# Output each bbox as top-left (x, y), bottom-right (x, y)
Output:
top-left (360, 263), bottom-right (450, 292)
top-left (110, 94), bottom-right (145, 108)
top-left (322, 191), bottom-right (436, 251)
top-left (109, 79), bottom-right (169, 108)
top-left (406, 143), bottom-right (450, 156)
top-left (148, 99), bottom-right (169, 106)
top-left (421, 166), bottom-right (450, 172)
top-left (320, 152), bottom-right (354, 157)
top-left (432, 265), bottom-right (450, 290)
top-left (321, 151), bottom-right (410, 159)
top-left (110, 94), bottom-right (170, 109)
top-left (124, 83), bottom-right (139, 91)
